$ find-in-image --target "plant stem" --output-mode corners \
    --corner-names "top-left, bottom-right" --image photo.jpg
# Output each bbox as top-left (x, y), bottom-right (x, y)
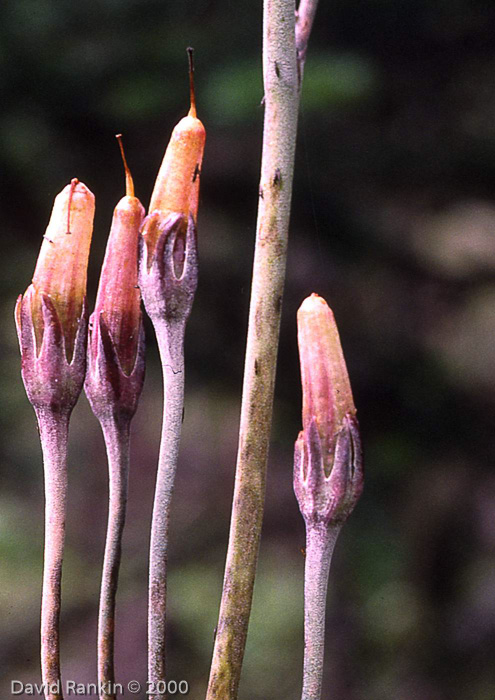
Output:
top-left (205, 1), bottom-right (299, 698)
top-left (97, 416), bottom-right (131, 700)
top-left (148, 318), bottom-right (185, 700)
top-left (301, 524), bottom-right (341, 700)
top-left (36, 407), bottom-right (70, 700)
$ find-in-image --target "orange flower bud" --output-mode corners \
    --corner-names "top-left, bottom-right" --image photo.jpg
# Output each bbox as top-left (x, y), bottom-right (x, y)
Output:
top-left (144, 49), bottom-right (206, 258)
top-left (24, 179), bottom-right (95, 361)
top-left (148, 112), bottom-right (205, 220)
top-left (297, 293), bottom-right (356, 474)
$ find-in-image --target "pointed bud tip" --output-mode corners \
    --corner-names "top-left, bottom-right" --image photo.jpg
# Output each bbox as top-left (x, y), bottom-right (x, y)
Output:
top-left (57, 179), bottom-right (95, 211)
top-left (298, 292), bottom-right (334, 319)
top-left (187, 46), bottom-right (197, 118)
top-left (174, 114), bottom-right (206, 138)
top-left (115, 133), bottom-right (135, 198)
top-left (115, 194), bottom-right (145, 217)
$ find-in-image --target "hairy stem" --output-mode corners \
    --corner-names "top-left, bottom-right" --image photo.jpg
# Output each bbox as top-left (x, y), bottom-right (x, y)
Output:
top-left (36, 407), bottom-right (70, 700)
top-left (205, 1), bottom-right (299, 698)
top-left (148, 319), bottom-right (185, 700)
top-left (302, 524), bottom-right (341, 700)
top-left (97, 417), bottom-right (131, 700)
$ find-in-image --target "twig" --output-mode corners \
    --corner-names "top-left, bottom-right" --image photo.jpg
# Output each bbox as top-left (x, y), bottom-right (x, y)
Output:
top-left (205, 1), bottom-right (304, 697)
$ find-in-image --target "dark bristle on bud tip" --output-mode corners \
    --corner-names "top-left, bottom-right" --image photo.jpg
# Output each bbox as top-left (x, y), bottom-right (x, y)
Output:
top-left (187, 47), bottom-right (196, 116)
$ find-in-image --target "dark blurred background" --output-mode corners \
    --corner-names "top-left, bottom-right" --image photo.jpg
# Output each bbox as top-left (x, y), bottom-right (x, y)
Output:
top-left (2, 1), bottom-right (495, 698)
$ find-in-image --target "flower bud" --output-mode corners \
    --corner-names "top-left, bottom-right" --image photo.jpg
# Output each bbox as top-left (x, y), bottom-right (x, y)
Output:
top-left (28, 179), bottom-right (94, 360)
top-left (294, 294), bottom-right (363, 527)
top-left (85, 138), bottom-right (146, 421)
top-left (139, 211), bottom-right (198, 326)
top-left (92, 196), bottom-right (144, 375)
top-left (297, 293), bottom-right (356, 474)
top-left (148, 111), bottom-right (205, 220)
top-left (144, 50), bottom-right (206, 262)
top-left (15, 179), bottom-right (94, 412)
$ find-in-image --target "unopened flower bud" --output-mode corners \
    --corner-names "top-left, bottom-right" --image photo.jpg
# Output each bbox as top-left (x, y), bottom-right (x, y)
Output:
top-left (148, 109), bottom-right (205, 221)
top-left (85, 137), bottom-right (146, 421)
top-left (28, 179), bottom-right (94, 360)
top-left (297, 293), bottom-right (356, 474)
top-left (15, 180), bottom-right (94, 413)
top-left (294, 294), bottom-right (363, 526)
top-left (139, 212), bottom-right (198, 327)
top-left (144, 48), bottom-right (205, 262)
top-left (91, 177), bottom-right (144, 375)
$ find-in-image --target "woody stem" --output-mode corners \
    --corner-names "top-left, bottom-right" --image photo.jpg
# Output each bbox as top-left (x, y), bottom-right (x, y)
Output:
top-left (148, 319), bottom-right (186, 700)
top-left (205, 1), bottom-right (322, 695)
top-left (36, 407), bottom-right (70, 700)
top-left (97, 416), bottom-right (131, 700)
top-left (205, 1), bottom-right (299, 697)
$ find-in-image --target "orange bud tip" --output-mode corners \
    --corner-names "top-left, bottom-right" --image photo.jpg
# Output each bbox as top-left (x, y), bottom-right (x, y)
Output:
top-left (147, 51), bottom-right (205, 222)
top-left (116, 133), bottom-right (135, 198)
top-left (187, 47), bottom-right (197, 118)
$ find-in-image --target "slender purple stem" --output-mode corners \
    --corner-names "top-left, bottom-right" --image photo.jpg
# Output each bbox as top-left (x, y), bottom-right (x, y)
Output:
top-left (148, 319), bottom-right (185, 700)
top-left (302, 524), bottom-right (341, 700)
top-left (36, 407), bottom-right (70, 700)
top-left (97, 416), bottom-right (131, 700)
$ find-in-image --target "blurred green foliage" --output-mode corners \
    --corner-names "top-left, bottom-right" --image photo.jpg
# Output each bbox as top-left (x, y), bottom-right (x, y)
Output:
top-left (2, 0), bottom-right (495, 698)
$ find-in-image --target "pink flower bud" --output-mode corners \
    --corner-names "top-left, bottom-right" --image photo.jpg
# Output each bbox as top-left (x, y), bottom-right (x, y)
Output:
top-left (91, 194), bottom-right (145, 376)
top-left (23, 179), bottom-right (95, 361)
top-left (85, 139), bottom-right (146, 421)
top-left (294, 294), bottom-right (363, 527)
top-left (297, 293), bottom-right (356, 475)
top-left (15, 179), bottom-right (94, 412)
